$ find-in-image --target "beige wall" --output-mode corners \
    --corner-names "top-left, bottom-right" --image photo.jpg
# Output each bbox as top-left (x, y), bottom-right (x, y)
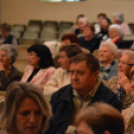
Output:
top-left (1, 0), bottom-right (134, 25)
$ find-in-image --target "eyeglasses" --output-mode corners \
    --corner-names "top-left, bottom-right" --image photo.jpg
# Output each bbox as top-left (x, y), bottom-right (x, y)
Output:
top-left (118, 61), bottom-right (134, 66)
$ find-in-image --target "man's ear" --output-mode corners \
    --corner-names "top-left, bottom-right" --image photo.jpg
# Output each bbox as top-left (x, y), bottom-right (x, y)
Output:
top-left (94, 70), bottom-right (99, 78)
top-left (103, 131), bottom-right (111, 134)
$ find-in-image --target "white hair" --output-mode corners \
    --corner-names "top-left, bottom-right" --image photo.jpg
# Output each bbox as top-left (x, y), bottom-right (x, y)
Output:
top-left (109, 24), bottom-right (122, 35)
top-left (122, 50), bottom-right (134, 64)
top-left (0, 44), bottom-right (18, 63)
top-left (113, 12), bottom-right (124, 23)
top-left (99, 42), bottom-right (118, 58)
top-left (78, 17), bottom-right (88, 25)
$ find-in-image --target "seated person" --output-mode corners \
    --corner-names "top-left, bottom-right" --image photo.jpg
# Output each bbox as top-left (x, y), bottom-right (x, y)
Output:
top-left (62, 33), bottom-right (79, 46)
top-left (74, 17), bottom-right (88, 37)
top-left (107, 24), bottom-right (133, 49)
top-left (20, 44), bottom-right (56, 91)
top-left (45, 53), bottom-right (121, 134)
top-left (96, 17), bottom-right (111, 41)
top-left (122, 68), bottom-right (134, 134)
top-left (1, 82), bottom-right (52, 134)
top-left (44, 45), bottom-right (82, 101)
top-left (69, 14), bottom-right (85, 33)
top-left (99, 42), bottom-right (118, 82)
top-left (0, 23), bottom-right (18, 47)
top-left (113, 12), bottom-right (132, 39)
top-left (94, 13), bottom-right (107, 34)
top-left (78, 24), bottom-right (101, 53)
top-left (108, 50), bottom-right (134, 109)
top-left (0, 44), bottom-right (22, 91)
top-left (76, 103), bottom-right (124, 134)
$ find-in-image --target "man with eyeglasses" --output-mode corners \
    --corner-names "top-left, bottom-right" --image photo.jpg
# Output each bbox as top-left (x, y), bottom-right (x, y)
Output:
top-left (108, 50), bottom-right (134, 109)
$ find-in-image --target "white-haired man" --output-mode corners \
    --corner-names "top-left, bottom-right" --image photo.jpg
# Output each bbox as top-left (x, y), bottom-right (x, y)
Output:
top-left (99, 42), bottom-right (118, 81)
top-left (107, 24), bottom-right (133, 49)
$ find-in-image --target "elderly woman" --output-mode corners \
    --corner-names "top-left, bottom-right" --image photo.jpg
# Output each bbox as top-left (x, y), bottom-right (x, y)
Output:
top-left (113, 12), bottom-right (132, 39)
top-left (1, 82), bottom-right (52, 134)
top-left (62, 33), bottom-right (79, 46)
top-left (99, 42), bottom-right (118, 82)
top-left (0, 23), bottom-right (18, 47)
top-left (0, 44), bottom-right (22, 91)
top-left (74, 17), bottom-right (88, 37)
top-left (78, 24), bottom-right (101, 53)
top-left (96, 17), bottom-right (111, 41)
top-left (107, 24), bottom-right (133, 49)
top-left (108, 50), bottom-right (134, 109)
top-left (75, 103), bottom-right (124, 134)
top-left (122, 68), bottom-right (134, 134)
top-left (20, 44), bottom-right (56, 91)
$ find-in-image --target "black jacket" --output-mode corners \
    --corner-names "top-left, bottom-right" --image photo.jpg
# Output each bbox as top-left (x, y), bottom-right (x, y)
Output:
top-left (0, 34), bottom-right (14, 44)
top-left (115, 39), bottom-right (133, 49)
top-left (45, 83), bottom-right (121, 134)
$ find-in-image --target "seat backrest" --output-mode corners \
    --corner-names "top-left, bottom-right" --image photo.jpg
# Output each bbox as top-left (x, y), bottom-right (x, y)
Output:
top-left (40, 32), bottom-right (58, 39)
top-left (10, 31), bottom-right (22, 39)
top-left (22, 32), bottom-right (39, 39)
top-left (12, 25), bottom-right (26, 32)
top-left (26, 26), bottom-right (41, 33)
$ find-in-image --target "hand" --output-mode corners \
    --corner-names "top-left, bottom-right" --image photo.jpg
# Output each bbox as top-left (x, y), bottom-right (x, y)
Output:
top-left (0, 62), bottom-right (5, 71)
top-left (118, 72), bottom-right (131, 92)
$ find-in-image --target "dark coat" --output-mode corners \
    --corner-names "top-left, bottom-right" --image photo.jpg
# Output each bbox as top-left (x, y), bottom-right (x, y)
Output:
top-left (0, 66), bottom-right (22, 91)
top-left (0, 34), bottom-right (14, 44)
top-left (45, 82), bottom-right (122, 134)
top-left (78, 36), bottom-right (101, 53)
top-left (115, 39), bottom-right (133, 49)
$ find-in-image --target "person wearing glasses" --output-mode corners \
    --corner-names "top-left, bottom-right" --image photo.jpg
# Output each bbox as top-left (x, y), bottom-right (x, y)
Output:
top-left (108, 50), bottom-right (134, 109)
top-left (0, 44), bottom-right (22, 91)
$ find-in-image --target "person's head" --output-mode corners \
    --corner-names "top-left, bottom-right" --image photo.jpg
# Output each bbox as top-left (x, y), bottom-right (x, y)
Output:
top-left (27, 44), bottom-right (54, 69)
top-left (99, 42), bottom-right (118, 65)
top-left (1, 23), bottom-right (11, 38)
top-left (97, 13), bottom-right (107, 24)
top-left (113, 13), bottom-right (124, 24)
top-left (118, 50), bottom-right (134, 78)
top-left (58, 44), bottom-right (82, 71)
top-left (101, 17), bottom-right (111, 31)
top-left (61, 33), bottom-right (79, 46)
top-left (70, 53), bottom-right (100, 97)
top-left (0, 44), bottom-right (18, 68)
top-left (75, 103), bottom-right (124, 134)
top-left (77, 17), bottom-right (88, 31)
top-left (83, 24), bottom-right (95, 38)
top-left (108, 24), bottom-right (122, 39)
top-left (76, 14), bottom-right (85, 24)
top-left (1, 82), bottom-right (52, 134)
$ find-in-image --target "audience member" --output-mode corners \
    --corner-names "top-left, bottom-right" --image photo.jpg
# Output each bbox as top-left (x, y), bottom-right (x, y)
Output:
top-left (94, 13), bottom-right (107, 34)
top-left (78, 24), bottom-right (101, 53)
top-left (62, 33), bottom-right (79, 46)
top-left (1, 82), bottom-right (52, 134)
top-left (0, 45), bottom-right (22, 91)
top-left (0, 23), bottom-right (18, 47)
top-left (113, 12), bottom-right (132, 39)
top-left (76, 103), bottom-right (124, 134)
top-left (108, 50), bottom-right (134, 109)
top-left (20, 44), bottom-right (56, 91)
top-left (69, 14), bottom-right (85, 33)
top-left (107, 24), bottom-right (133, 49)
top-left (96, 17), bottom-right (111, 41)
top-left (99, 42), bottom-right (118, 82)
top-left (45, 53), bottom-right (121, 134)
top-left (75, 17), bottom-right (88, 37)
top-left (122, 68), bottom-right (134, 134)
top-left (44, 45), bottom-right (82, 101)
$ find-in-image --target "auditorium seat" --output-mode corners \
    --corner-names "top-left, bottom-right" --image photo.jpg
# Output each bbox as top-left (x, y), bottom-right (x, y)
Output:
top-left (12, 25), bottom-right (26, 32)
top-left (19, 38), bottom-right (39, 45)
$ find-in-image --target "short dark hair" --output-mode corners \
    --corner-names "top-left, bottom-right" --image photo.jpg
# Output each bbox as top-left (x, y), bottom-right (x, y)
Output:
top-left (97, 13), bottom-right (107, 18)
top-left (102, 17), bottom-right (112, 25)
top-left (1, 23), bottom-right (11, 32)
top-left (84, 24), bottom-right (95, 33)
top-left (59, 44), bottom-right (82, 59)
top-left (71, 53), bottom-right (100, 73)
top-left (75, 103), bottom-right (124, 134)
top-left (27, 44), bottom-right (54, 69)
top-left (62, 33), bottom-right (79, 45)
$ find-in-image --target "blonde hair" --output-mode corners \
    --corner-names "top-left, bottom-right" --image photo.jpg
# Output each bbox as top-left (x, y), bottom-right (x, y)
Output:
top-left (1, 82), bottom-right (52, 134)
